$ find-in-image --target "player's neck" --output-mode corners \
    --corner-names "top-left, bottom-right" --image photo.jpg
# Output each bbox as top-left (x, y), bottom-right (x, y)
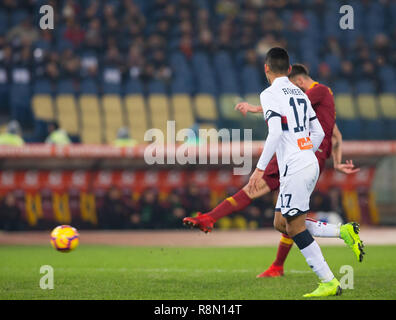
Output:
top-left (268, 73), bottom-right (288, 85)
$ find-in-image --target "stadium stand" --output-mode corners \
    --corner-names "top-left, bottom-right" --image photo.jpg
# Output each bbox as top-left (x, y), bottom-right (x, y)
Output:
top-left (102, 94), bottom-right (125, 144)
top-left (124, 93), bottom-right (148, 143)
top-left (79, 94), bottom-right (102, 144)
top-left (0, 0), bottom-right (393, 142)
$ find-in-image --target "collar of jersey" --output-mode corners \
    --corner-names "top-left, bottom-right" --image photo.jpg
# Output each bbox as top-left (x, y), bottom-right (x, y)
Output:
top-left (272, 76), bottom-right (289, 86)
top-left (308, 81), bottom-right (319, 90)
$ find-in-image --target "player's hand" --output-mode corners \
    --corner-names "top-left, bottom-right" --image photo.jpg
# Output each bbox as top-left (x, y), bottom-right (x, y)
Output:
top-left (247, 168), bottom-right (265, 194)
top-left (334, 160), bottom-right (360, 175)
top-left (235, 102), bottom-right (258, 116)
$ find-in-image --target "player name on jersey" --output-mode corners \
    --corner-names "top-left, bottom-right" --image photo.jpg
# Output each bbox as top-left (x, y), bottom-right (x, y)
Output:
top-left (281, 87), bottom-right (304, 96)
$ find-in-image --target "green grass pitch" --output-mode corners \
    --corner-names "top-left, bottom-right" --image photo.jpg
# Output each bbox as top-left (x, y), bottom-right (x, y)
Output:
top-left (1, 244), bottom-right (395, 300)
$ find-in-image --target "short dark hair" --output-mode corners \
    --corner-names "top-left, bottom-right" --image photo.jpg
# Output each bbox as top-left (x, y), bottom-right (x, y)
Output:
top-left (264, 47), bottom-right (290, 74)
top-left (289, 63), bottom-right (310, 78)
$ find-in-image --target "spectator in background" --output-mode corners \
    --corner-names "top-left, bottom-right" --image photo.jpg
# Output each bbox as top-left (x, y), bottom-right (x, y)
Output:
top-left (290, 10), bottom-right (309, 33)
top-left (62, 0), bottom-right (81, 20)
top-left (80, 53), bottom-right (99, 79)
top-left (7, 17), bottom-right (39, 47)
top-left (256, 33), bottom-right (278, 59)
top-left (361, 61), bottom-right (376, 81)
top-left (317, 62), bottom-right (333, 85)
top-left (373, 33), bottom-right (391, 60)
top-left (152, 50), bottom-right (172, 82)
top-left (179, 34), bottom-right (194, 59)
top-left (84, 0), bottom-right (100, 20)
top-left (44, 54), bottom-right (61, 82)
top-left (325, 36), bottom-right (342, 58)
top-left (182, 183), bottom-right (210, 217)
top-left (156, 20), bottom-right (171, 39)
top-left (14, 45), bottom-right (32, 69)
top-left (0, 192), bottom-right (22, 231)
top-left (123, 0), bottom-right (146, 27)
top-left (216, 0), bottom-right (239, 18)
top-left (124, 22), bottom-right (145, 49)
top-left (84, 18), bottom-right (103, 51)
top-left (339, 60), bottom-right (355, 83)
top-left (196, 9), bottom-right (210, 31)
top-left (134, 188), bottom-right (163, 229)
top-left (63, 18), bottom-right (85, 48)
top-left (161, 190), bottom-right (186, 229)
top-left (45, 121), bottom-right (71, 145)
top-left (140, 63), bottom-right (156, 83)
top-left (217, 19), bottom-right (235, 51)
top-left (104, 16), bottom-right (122, 45)
top-left (0, 120), bottom-right (24, 146)
top-left (197, 29), bottom-right (216, 54)
top-left (98, 186), bottom-right (130, 229)
top-left (0, 41), bottom-right (13, 67)
top-left (104, 45), bottom-right (123, 68)
top-left (60, 49), bottom-right (80, 79)
top-left (245, 49), bottom-right (259, 67)
top-left (260, 10), bottom-right (284, 34)
top-left (113, 127), bottom-right (137, 147)
top-left (162, 3), bottom-right (177, 26)
top-left (126, 44), bottom-right (145, 79)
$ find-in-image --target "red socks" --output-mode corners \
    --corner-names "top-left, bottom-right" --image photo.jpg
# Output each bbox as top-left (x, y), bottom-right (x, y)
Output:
top-left (206, 190), bottom-right (294, 269)
top-left (207, 189), bottom-right (252, 221)
top-left (272, 234), bottom-right (294, 267)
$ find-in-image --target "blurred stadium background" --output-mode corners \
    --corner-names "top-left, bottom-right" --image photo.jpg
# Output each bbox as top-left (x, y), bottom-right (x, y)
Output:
top-left (0, 0), bottom-right (395, 233)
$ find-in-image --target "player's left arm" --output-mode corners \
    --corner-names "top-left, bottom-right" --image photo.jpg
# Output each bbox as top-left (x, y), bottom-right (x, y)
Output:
top-left (332, 123), bottom-right (360, 174)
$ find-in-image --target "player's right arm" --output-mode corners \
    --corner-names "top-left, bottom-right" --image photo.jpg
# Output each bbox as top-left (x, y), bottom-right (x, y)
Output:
top-left (235, 102), bottom-right (263, 116)
top-left (247, 91), bottom-right (281, 194)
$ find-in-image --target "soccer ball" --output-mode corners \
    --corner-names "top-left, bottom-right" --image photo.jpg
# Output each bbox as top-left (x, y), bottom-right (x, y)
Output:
top-left (50, 225), bottom-right (79, 252)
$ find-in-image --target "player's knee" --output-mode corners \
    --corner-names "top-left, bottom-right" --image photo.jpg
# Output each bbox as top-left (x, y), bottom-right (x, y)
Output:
top-left (285, 221), bottom-right (306, 238)
top-left (273, 212), bottom-right (286, 233)
top-left (273, 219), bottom-right (282, 233)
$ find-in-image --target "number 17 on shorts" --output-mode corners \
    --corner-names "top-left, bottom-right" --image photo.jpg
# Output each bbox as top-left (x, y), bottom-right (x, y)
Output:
top-left (275, 162), bottom-right (319, 218)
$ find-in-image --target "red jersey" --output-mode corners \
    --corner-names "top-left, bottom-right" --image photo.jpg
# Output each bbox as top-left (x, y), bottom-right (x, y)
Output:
top-left (305, 82), bottom-right (336, 160)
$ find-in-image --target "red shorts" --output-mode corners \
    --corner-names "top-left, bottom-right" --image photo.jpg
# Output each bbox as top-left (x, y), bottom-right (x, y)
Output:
top-left (262, 152), bottom-right (327, 192)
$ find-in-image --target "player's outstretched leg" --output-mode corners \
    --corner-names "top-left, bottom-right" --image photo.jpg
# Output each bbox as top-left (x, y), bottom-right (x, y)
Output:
top-left (183, 179), bottom-right (271, 233)
top-left (340, 222), bottom-right (365, 262)
top-left (258, 216), bottom-right (365, 278)
top-left (305, 219), bottom-right (365, 262)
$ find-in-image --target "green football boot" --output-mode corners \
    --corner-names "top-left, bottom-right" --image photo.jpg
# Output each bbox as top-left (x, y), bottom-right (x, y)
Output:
top-left (303, 278), bottom-right (342, 298)
top-left (340, 222), bottom-right (365, 262)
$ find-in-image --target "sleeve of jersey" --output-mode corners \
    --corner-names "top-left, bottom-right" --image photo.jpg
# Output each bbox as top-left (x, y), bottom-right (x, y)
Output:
top-left (257, 115), bottom-right (282, 171)
top-left (257, 91), bottom-right (283, 171)
top-left (308, 104), bottom-right (325, 152)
